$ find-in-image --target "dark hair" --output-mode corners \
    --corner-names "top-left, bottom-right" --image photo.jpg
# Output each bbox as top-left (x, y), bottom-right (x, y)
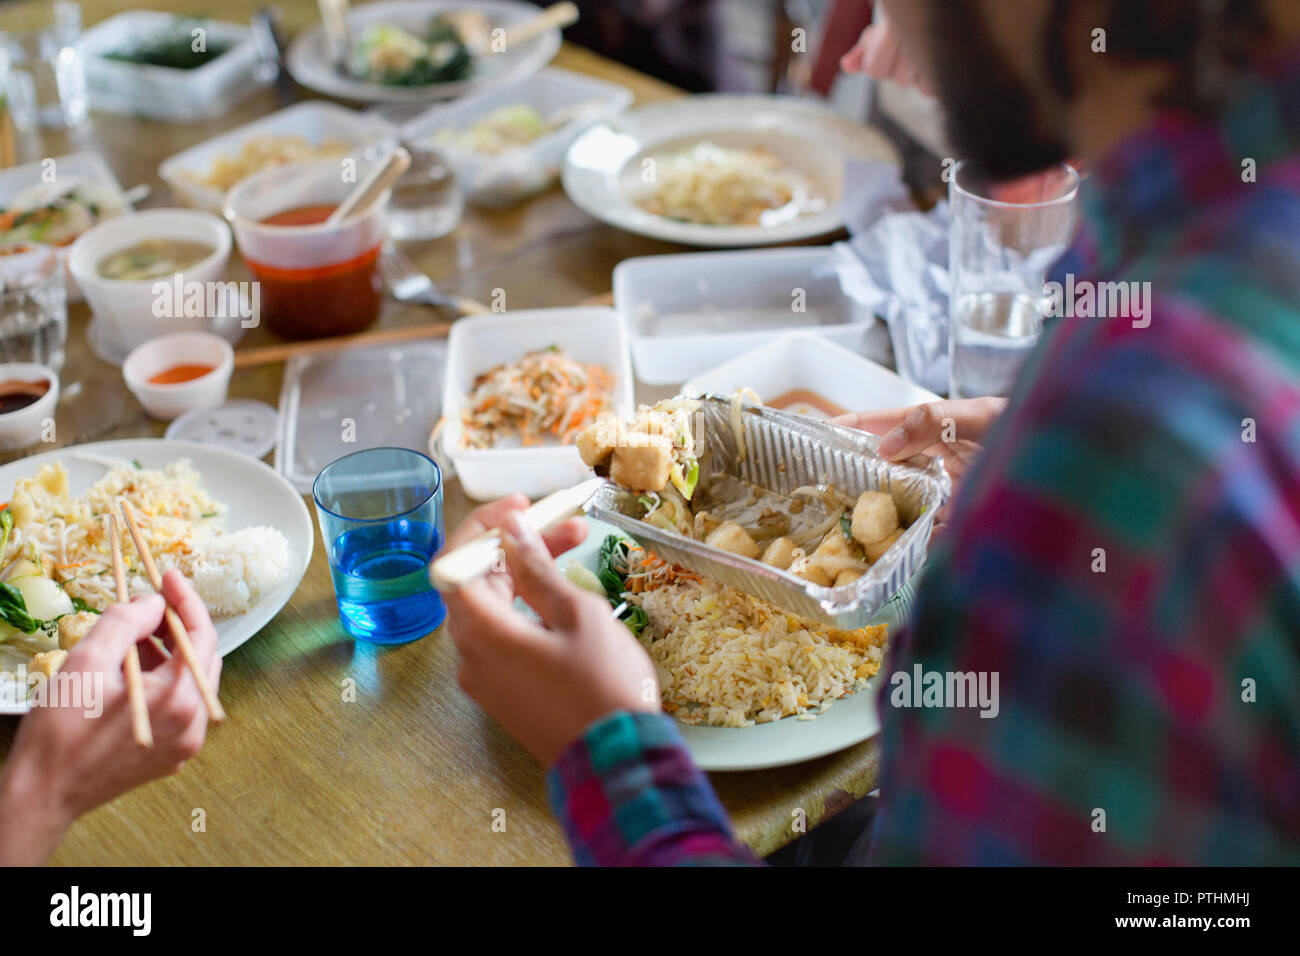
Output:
top-left (1043, 0), bottom-right (1271, 114)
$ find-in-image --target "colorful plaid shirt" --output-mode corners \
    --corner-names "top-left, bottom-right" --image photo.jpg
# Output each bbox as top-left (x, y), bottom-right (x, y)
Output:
top-left (547, 46), bottom-right (1300, 866)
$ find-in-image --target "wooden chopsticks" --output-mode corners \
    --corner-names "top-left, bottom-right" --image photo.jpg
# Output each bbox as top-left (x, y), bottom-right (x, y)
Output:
top-left (118, 501), bottom-right (226, 723)
top-left (107, 515), bottom-right (152, 748)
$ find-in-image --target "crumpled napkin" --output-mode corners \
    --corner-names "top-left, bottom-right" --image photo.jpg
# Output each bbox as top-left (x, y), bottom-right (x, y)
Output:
top-left (825, 198), bottom-right (952, 395)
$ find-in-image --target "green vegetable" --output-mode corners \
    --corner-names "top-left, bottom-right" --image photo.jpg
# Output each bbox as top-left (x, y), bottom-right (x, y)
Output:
top-left (594, 535), bottom-right (653, 635)
top-left (840, 514), bottom-right (853, 539)
top-left (0, 509), bottom-right (12, 562)
top-left (619, 605), bottom-right (649, 636)
top-left (104, 19), bottom-right (231, 70)
top-left (0, 582), bottom-right (42, 634)
top-left (69, 597), bottom-right (100, 615)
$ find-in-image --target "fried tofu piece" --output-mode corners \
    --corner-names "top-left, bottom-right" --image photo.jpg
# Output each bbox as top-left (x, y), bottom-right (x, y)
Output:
top-left (705, 520), bottom-right (760, 559)
top-left (575, 415), bottom-right (619, 469)
top-left (851, 490), bottom-right (899, 547)
top-left (58, 610), bottom-right (98, 651)
top-left (609, 433), bottom-right (674, 492)
top-left (835, 569), bottom-right (862, 587)
top-left (796, 564), bottom-right (835, 587)
top-left (815, 529), bottom-right (861, 560)
top-left (29, 649), bottom-right (68, 678)
top-left (760, 536), bottom-right (797, 570)
top-left (864, 528), bottom-right (903, 563)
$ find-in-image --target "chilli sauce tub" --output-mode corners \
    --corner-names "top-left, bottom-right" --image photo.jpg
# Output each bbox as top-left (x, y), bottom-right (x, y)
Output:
top-left (225, 160), bottom-right (389, 339)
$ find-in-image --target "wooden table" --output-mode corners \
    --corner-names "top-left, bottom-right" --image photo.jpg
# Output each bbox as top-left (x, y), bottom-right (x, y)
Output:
top-left (0, 0), bottom-right (880, 865)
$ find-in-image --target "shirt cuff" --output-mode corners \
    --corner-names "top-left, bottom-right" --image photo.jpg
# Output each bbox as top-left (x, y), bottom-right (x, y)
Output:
top-left (546, 710), bottom-right (757, 866)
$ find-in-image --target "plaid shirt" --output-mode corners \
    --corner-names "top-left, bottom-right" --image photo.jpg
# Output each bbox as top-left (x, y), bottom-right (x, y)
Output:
top-left (547, 46), bottom-right (1300, 866)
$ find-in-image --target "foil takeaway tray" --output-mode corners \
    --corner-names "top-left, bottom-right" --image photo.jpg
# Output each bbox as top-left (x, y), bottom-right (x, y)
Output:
top-left (585, 395), bottom-right (951, 628)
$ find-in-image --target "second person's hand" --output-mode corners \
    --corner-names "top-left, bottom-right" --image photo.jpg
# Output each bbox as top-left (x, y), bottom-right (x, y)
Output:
top-left (440, 497), bottom-right (660, 766)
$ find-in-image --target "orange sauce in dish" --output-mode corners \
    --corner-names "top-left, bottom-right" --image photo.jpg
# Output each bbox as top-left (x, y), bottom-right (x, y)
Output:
top-left (767, 389), bottom-right (848, 421)
top-left (243, 203), bottom-right (383, 340)
top-left (148, 364), bottom-right (216, 386)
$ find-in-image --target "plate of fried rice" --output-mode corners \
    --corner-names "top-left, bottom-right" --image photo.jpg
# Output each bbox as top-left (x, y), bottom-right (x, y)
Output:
top-left (557, 519), bottom-right (913, 771)
top-left (0, 439), bottom-right (313, 714)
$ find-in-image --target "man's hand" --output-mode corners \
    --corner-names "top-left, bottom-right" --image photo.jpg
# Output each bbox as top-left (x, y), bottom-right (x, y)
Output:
top-left (0, 570), bottom-right (222, 866)
top-left (834, 397), bottom-right (1006, 534)
top-left (441, 496), bottom-right (659, 766)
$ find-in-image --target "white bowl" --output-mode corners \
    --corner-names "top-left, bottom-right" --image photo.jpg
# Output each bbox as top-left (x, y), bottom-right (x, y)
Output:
top-left (442, 308), bottom-right (635, 501)
top-left (68, 209), bottom-right (233, 357)
top-left (0, 364), bottom-right (59, 451)
top-left (122, 332), bottom-right (233, 422)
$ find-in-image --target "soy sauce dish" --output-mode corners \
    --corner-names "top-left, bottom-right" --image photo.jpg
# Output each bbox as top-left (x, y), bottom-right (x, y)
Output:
top-left (0, 364), bottom-right (60, 451)
top-left (122, 332), bottom-right (233, 421)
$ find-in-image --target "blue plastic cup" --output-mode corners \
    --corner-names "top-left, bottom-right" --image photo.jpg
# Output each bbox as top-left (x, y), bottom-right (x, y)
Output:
top-left (312, 448), bottom-right (446, 644)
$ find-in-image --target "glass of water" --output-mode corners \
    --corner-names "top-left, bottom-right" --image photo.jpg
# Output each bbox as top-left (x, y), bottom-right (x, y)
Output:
top-left (0, 242), bottom-right (68, 370)
top-left (0, 1), bottom-right (87, 131)
top-left (313, 448), bottom-right (447, 644)
top-left (948, 161), bottom-right (1079, 398)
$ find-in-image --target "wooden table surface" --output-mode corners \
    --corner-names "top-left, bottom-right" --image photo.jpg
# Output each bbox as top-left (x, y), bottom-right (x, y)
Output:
top-left (0, 0), bottom-right (880, 865)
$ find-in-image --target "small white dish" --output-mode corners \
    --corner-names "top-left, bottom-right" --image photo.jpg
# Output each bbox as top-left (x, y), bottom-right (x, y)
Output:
top-left (122, 332), bottom-right (234, 422)
top-left (684, 332), bottom-right (940, 419)
top-left (562, 95), bottom-right (900, 248)
top-left (401, 67), bottom-right (633, 207)
top-left (69, 209), bottom-right (235, 358)
top-left (286, 0), bottom-right (561, 105)
top-left (443, 307), bottom-right (635, 501)
top-left (0, 364), bottom-right (59, 451)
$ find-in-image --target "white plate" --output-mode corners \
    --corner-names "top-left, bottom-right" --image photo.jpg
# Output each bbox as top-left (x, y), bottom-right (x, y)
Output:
top-left (158, 101), bottom-right (397, 213)
top-left (0, 152), bottom-right (134, 303)
top-left (286, 0), bottom-right (561, 105)
top-left (552, 519), bottom-right (913, 771)
top-left (562, 95), bottom-right (901, 248)
top-left (0, 439), bottom-right (313, 715)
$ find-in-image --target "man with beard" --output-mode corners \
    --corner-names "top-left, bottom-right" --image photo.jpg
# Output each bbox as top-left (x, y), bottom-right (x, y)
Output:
top-left (441, 0), bottom-right (1300, 865)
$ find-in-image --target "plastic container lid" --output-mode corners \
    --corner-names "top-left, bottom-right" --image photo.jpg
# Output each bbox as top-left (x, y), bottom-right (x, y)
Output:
top-left (275, 341), bottom-right (446, 494)
top-left (165, 400), bottom-right (280, 460)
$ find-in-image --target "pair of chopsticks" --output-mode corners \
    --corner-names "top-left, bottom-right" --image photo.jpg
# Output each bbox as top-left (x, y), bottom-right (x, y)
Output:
top-left (108, 501), bottom-right (225, 748)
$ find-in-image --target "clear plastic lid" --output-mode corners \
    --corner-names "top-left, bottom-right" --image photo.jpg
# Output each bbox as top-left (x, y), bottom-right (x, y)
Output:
top-left (165, 399), bottom-right (280, 460)
top-left (274, 341), bottom-right (446, 494)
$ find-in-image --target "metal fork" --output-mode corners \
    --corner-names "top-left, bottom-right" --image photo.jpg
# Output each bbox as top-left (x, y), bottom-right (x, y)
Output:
top-left (379, 245), bottom-right (489, 317)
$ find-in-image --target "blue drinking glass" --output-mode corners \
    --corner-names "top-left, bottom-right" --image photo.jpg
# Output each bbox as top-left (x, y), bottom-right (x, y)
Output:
top-left (312, 448), bottom-right (446, 644)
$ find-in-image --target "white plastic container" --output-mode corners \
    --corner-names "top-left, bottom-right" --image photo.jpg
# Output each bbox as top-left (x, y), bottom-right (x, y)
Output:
top-left (276, 342), bottom-right (447, 494)
top-left (443, 308), bottom-right (635, 501)
top-left (80, 11), bottom-right (270, 124)
top-left (613, 247), bottom-right (886, 385)
top-left (401, 67), bottom-right (634, 207)
top-left (159, 101), bottom-right (397, 213)
top-left (122, 332), bottom-right (233, 422)
top-left (684, 332), bottom-right (939, 418)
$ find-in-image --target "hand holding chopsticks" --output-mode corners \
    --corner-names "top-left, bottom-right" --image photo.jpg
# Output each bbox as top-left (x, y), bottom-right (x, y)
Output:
top-left (118, 501), bottom-right (226, 723)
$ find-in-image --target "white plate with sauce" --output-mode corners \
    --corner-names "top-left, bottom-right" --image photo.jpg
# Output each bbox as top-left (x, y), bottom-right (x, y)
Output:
top-left (684, 332), bottom-right (940, 423)
top-left (0, 440), bottom-right (313, 715)
top-left (562, 95), bottom-right (900, 248)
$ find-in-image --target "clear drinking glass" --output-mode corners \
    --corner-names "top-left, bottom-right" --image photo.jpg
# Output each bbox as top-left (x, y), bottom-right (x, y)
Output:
top-left (312, 447), bottom-right (446, 645)
top-left (948, 161), bottom-right (1079, 398)
top-left (0, 242), bottom-right (68, 370)
top-left (385, 143), bottom-right (464, 241)
top-left (0, 1), bottom-right (87, 131)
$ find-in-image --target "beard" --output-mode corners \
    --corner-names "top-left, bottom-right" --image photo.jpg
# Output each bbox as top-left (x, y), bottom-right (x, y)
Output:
top-left (924, 0), bottom-right (1070, 181)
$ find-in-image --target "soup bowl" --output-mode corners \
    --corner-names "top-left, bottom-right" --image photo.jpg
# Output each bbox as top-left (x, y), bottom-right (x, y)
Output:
top-left (68, 209), bottom-right (233, 360)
